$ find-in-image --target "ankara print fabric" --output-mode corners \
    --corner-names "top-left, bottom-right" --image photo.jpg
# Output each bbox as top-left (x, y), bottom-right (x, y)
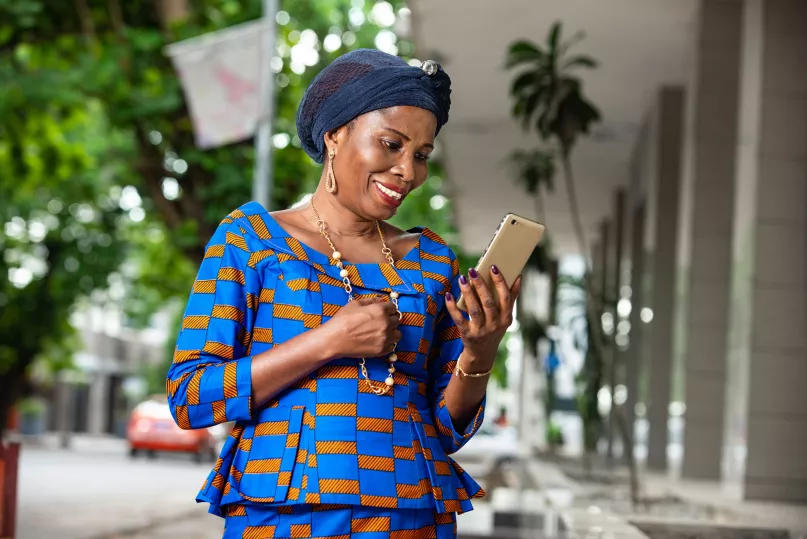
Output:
top-left (166, 202), bottom-right (485, 517)
top-left (223, 503), bottom-right (457, 539)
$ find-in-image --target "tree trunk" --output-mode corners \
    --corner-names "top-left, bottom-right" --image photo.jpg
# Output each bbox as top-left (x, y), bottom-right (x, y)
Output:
top-left (107, 0), bottom-right (126, 39)
top-left (156, 0), bottom-right (190, 30)
top-left (559, 152), bottom-right (588, 267)
top-left (74, 0), bottom-right (95, 42)
top-left (534, 189), bottom-right (547, 226)
top-left (560, 152), bottom-right (640, 507)
top-left (548, 259), bottom-right (559, 327)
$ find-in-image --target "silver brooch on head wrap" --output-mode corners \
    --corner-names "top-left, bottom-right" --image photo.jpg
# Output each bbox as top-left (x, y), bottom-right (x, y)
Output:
top-left (420, 60), bottom-right (440, 76)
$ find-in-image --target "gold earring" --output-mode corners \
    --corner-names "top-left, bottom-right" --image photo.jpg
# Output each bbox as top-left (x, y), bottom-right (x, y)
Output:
top-left (326, 149), bottom-right (337, 193)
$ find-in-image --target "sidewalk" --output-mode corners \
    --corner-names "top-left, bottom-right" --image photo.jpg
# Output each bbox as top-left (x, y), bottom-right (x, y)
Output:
top-left (524, 455), bottom-right (807, 539)
top-left (642, 473), bottom-right (807, 539)
top-left (525, 458), bottom-right (648, 539)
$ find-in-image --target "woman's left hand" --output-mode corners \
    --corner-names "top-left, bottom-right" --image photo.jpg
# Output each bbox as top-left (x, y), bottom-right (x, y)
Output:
top-left (444, 266), bottom-right (522, 370)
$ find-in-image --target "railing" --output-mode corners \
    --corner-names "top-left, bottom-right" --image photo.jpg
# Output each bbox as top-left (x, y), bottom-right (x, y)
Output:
top-left (0, 441), bottom-right (20, 539)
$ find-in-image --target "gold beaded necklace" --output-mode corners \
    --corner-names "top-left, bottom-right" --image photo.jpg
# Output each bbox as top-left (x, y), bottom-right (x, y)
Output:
top-left (310, 200), bottom-right (400, 395)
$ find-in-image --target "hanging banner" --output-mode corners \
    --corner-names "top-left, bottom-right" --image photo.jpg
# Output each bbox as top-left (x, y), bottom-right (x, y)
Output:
top-left (164, 19), bottom-right (269, 149)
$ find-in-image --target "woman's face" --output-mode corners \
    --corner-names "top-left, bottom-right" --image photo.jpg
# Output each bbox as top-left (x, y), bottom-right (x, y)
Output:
top-left (325, 106), bottom-right (437, 221)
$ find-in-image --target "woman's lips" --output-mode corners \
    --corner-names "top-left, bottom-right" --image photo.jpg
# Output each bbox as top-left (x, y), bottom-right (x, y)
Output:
top-left (374, 181), bottom-right (406, 207)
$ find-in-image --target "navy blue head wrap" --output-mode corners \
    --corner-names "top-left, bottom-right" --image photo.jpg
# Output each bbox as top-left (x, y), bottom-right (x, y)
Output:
top-left (296, 48), bottom-right (451, 163)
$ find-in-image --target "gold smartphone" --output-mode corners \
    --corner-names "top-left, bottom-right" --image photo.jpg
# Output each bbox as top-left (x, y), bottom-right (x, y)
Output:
top-left (456, 213), bottom-right (545, 312)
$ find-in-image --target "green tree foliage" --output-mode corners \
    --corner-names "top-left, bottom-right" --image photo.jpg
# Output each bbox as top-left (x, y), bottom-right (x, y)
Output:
top-left (1, 1), bottom-right (490, 405)
top-left (3, 0), bottom-right (462, 428)
top-left (2, 0), bottom-right (413, 266)
top-left (0, 100), bottom-right (128, 430)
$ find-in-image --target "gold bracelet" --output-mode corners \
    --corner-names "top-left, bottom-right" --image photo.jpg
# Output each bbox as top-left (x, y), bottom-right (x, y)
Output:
top-left (454, 358), bottom-right (493, 378)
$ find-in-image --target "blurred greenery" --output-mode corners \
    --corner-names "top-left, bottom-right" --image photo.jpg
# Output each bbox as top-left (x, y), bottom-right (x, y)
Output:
top-left (545, 420), bottom-right (564, 447)
top-left (1, 0), bottom-right (484, 425)
top-left (0, 95), bottom-right (128, 429)
top-left (491, 332), bottom-right (509, 389)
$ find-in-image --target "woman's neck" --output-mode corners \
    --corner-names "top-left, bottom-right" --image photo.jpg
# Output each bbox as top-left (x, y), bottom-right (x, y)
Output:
top-left (309, 186), bottom-right (376, 239)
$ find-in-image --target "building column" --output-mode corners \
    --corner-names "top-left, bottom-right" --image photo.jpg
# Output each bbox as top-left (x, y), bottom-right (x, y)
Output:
top-left (673, 0), bottom-right (743, 480)
top-left (724, 0), bottom-right (807, 503)
top-left (645, 87), bottom-right (686, 471)
top-left (86, 373), bottom-right (110, 435)
top-left (625, 202), bottom-right (646, 453)
top-left (597, 218), bottom-right (612, 452)
top-left (607, 189), bottom-right (626, 461)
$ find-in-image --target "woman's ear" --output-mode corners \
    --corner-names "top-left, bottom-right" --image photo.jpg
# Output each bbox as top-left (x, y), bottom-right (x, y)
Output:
top-left (323, 129), bottom-right (338, 156)
top-left (323, 121), bottom-right (354, 156)
top-left (323, 127), bottom-right (341, 156)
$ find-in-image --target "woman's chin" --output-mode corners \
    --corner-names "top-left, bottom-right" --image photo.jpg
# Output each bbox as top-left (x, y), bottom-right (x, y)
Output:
top-left (365, 192), bottom-right (402, 220)
top-left (369, 205), bottom-right (398, 222)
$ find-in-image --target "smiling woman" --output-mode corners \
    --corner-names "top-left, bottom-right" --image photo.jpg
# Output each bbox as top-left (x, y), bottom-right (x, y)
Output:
top-left (166, 49), bottom-right (521, 539)
top-left (323, 106), bottom-right (435, 214)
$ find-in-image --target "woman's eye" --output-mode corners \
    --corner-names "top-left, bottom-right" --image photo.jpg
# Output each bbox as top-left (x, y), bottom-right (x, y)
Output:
top-left (415, 153), bottom-right (431, 162)
top-left (382, 140), bottom-right (401, 151)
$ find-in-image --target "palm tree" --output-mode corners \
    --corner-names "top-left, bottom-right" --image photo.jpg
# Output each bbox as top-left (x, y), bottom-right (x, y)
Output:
top-left (505, 21), bottom-right (605, 372)
top-left (506, 22), bottom-right (600, 260)
top-left (508, 148), bottom-right (555, 224)
top-left (506, 21), bottom-right (640, 505)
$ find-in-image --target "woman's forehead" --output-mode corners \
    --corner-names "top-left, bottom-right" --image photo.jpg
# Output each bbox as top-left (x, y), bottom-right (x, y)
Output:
top-left (356, 107), bottom-right (437, 139)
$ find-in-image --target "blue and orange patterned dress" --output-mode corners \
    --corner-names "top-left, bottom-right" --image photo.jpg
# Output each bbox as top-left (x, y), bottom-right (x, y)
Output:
top-left (167, 202), bottom-right (485, 538)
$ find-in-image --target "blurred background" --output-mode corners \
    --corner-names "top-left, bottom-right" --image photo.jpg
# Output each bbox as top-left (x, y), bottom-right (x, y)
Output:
top-left (1, 1), bottom-right (805, 538)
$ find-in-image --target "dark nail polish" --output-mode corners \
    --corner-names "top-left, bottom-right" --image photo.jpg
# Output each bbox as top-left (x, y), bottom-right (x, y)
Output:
top-left (459, 275), bottom-right (468, 286)
top-left (469, 268), bottom-right (479, 279)
top-left (445, 292), bottom-right (453, 302)
top-left (491, 265), bottom-right (500, 275)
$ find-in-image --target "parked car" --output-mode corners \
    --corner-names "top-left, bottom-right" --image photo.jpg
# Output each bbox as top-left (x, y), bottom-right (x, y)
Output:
top-left (126, 396), bottom-right (230, 463)
top-left (452, 421), bottom-right (518, 477)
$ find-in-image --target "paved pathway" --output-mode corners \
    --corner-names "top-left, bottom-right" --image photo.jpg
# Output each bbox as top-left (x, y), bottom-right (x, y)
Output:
top-left (17, 439), bottom-right (218, 539)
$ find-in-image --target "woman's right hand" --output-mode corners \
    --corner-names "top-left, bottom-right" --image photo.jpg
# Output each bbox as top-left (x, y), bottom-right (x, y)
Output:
top-left (324, 297), bottom-right (401, 359)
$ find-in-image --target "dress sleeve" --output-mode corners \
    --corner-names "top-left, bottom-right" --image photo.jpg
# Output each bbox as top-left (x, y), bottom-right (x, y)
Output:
top-left (427, 250), bottom-right (486, 455)
top-left (166, 219), bottom-right (263, 430)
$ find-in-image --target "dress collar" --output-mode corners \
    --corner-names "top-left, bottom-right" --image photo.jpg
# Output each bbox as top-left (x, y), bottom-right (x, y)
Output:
top-left (234, 202), bottom-right (428, 296)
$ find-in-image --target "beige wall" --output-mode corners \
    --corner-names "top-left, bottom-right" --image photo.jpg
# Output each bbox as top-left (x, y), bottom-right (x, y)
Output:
top-left (674, 0), bottom-right (743, 480)
top-left (625, 0), bottom-right (807, 503)
top-left (641, 86), bottom-right (686, 471)
top-left (723, 0), bottom-right (807, 503)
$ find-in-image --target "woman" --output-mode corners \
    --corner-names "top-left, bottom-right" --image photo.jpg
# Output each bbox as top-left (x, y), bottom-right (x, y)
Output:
top-left (167, 48), bottom-right (520, 539)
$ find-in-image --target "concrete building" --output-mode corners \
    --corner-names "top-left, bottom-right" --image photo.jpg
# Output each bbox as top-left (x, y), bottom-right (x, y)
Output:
top-left (47, 302), bottom-right (169, 437)
top-left (408, 0), bottom-right (807, 504)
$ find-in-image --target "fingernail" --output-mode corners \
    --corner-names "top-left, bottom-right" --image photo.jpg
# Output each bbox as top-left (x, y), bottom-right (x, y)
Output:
top-left (446, 292), bottom-right (453, 302)
top-left (459, 275), bottom-right (468, 286)
top-left (491, 265), bottom-right (500, 275)
top-left (469, 268), bottom-right (479, 279)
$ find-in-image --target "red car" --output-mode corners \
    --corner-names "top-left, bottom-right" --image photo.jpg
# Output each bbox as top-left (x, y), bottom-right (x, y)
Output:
top-left (126, 396), bottom-right (228, 463)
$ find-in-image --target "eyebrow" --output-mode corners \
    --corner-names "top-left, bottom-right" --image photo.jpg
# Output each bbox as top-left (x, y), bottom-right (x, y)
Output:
top-left (382, 127), bottom-right (435, 150)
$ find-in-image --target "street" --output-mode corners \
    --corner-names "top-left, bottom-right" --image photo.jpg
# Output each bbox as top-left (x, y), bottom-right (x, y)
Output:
top-left (18, 440), bottom-right (223, 539)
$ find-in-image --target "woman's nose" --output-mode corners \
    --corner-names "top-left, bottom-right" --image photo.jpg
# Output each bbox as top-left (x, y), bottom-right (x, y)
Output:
top-left (392, 156), bottom-right (416, 183)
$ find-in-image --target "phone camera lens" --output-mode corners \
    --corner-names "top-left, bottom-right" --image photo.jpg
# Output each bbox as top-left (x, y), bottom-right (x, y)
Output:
top-left (511, 219), bottom-right (517, 225)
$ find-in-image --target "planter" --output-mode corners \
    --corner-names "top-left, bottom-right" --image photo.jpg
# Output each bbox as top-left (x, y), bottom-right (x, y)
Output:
top-left (0, 441), bottom-right (20, 539)
top-left (19, 413), bottom-right (46, 437)
top-left (15, 398), bottom-right (47, 437)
